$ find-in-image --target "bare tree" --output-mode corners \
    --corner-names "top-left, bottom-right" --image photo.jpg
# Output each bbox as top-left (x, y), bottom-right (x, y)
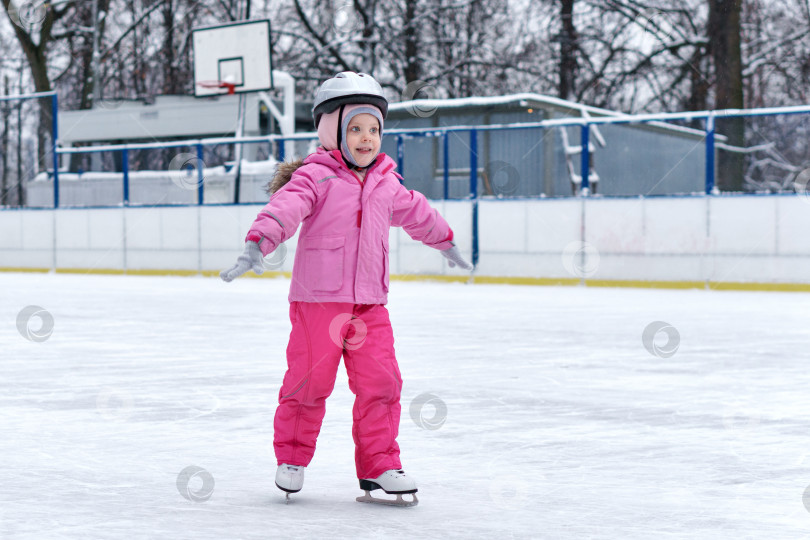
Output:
top-left (1, 0), bottom-right (73, 172)
top-left (708, 0), bottom-right (744, 191)
top-left (2, 0), bottom-right (809, 197)
top-left (557, 0), bottom-right (578, 100)
top-left (1, 74), bottom-right (11, 205)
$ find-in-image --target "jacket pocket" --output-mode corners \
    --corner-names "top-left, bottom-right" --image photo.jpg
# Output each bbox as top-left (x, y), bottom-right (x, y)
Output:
top-left (382, 237), bottom-right (390, 293)
top-left (303, 235), bottom-right (345, 292)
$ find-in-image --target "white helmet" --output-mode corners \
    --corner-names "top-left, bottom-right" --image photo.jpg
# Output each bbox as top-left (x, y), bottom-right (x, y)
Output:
top-left (312, 72), bottom-right (388, 127)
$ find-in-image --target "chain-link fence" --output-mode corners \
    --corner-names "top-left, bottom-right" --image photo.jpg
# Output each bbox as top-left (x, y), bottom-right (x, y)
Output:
top-left (0, 92), bottom-right (57, 208)
top-left (12, 102), bottom-right (810, 208)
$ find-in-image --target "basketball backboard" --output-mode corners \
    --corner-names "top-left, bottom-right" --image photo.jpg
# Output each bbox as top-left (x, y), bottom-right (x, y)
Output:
top-left (192, 19), bottom-right (273, 97)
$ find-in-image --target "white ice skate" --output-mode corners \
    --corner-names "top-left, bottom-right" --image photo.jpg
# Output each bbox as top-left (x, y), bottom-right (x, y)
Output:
top-left (356, 469), bottom-right (419, 507)
top-left (275, 464), bottom-right (305, 502)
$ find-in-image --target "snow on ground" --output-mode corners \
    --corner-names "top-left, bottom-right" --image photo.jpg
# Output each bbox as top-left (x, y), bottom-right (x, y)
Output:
top-left (2, 272), bottom-right (810, 539)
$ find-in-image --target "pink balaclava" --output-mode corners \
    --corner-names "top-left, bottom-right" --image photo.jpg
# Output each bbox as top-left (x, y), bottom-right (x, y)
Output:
top-left (317, 103), bottom-right (384, 167)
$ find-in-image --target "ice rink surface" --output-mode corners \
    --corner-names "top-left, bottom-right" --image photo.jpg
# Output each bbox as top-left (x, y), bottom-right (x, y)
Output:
top-left (2, 271), bottom-right (810, 539)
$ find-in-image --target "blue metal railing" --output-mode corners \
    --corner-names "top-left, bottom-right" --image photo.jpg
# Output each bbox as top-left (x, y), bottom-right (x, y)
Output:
top-left (50, 103), bottom-right (810, 211)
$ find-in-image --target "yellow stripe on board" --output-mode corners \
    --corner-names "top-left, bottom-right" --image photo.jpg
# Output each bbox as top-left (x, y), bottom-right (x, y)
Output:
top-left (585, 279), bottom-right (707, 290)
top-left (469, 275), bottom-right (581, 287)
top-left (54, 268), bottom-right (201, 277)
top-left (705, 281), bottom-right (810, 293)
top-left (0, 267), bottom-right (50, 274)
top-left (1, 267), bottom-right (809, 292)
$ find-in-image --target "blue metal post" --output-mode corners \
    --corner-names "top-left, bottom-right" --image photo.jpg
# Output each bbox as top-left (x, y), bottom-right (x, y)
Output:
top-left (196, 143), bottom-right (204, 205)
top-left (396, 135), bottom-right (404, 177)
top-left (277, 137), bottom-right (285, 162)
top-left (51, 93), bottom-right (60, 208)
top-left (469, 129), bottom-right (478, 198)
top-left (580, 124), bottom-right (590, 195)
top-left (705, 113), bottom-right (715, 194)
top-left (443, 132), bottom-right (449, 200)
top-left (470, 129), bottom-right (479, 268)
top-left (122, 148), bottom-right (129, 206)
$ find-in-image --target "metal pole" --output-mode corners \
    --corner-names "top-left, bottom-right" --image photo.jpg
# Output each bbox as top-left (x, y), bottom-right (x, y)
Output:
top-left (51, 93), bottom-right (60, 208)
top-left (470, 129), bottom-right (479, 267)
top-left (233, 94), bottom-right (246, 203)
top-left (122, 148), bottom-right (129, 205)
top-left (470, 129), bottom-right (478, 198)
top-left (89, 0), bottom-right (103, 173)
top-left (705, 113), bottom-right (716, 194)
top-left (580, 124), bottom-right (590, 195)
top-left (196, 143), bottom-right (204, 205)
top-left (396, 135), bottom-right (404, 177)
top-left (443, 132), bottom-right (449, 200)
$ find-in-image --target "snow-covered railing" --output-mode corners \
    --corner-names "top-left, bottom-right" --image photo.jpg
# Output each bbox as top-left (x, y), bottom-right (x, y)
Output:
top-left (49, 102), bottom-right (810, 209)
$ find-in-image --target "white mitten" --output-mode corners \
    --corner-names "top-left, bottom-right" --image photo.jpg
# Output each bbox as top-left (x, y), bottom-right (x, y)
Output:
top-left (440, 244), bottom-right (473, 270)
top-left (220, 241), bottom-right (264, 282)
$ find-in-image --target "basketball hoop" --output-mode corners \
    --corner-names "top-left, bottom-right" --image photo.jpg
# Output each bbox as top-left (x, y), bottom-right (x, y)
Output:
top-left (192, 20), bottom-right (272, 98)
top-left (196, 80), bottom-right (237, 95)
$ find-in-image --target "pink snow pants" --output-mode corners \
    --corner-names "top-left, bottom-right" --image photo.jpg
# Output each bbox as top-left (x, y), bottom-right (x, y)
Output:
top-left (273, 301), bottom-right (403, 479)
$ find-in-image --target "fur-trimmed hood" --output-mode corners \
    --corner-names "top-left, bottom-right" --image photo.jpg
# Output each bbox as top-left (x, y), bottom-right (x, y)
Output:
top-left (266, 158), bottom-right (305, 194)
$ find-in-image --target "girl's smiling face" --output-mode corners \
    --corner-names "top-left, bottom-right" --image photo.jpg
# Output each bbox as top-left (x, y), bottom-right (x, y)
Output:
top-left (345, 113), bottom-right (381, 168)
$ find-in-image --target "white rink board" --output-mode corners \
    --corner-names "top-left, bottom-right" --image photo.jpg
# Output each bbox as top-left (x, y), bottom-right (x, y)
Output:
top-left (1, 196), bottom-right (809, 284)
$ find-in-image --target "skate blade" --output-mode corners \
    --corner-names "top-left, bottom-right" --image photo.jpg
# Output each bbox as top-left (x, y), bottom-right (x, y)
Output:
top-left (356, 490), bottom-right (419, 507)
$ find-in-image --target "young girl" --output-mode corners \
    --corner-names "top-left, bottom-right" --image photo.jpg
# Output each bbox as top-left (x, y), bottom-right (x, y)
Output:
top-left (220, 72), bottom-right (471, 506)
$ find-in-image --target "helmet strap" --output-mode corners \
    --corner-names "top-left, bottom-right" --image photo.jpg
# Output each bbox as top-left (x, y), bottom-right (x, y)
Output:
top-left (336, 104), bottom-right (345, 151)
top-left (341, 154), bottom-right (378, 172)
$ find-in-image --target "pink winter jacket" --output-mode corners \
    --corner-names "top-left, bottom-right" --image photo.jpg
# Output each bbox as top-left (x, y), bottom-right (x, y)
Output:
top-left (246, 148), bottom-right (454, 304)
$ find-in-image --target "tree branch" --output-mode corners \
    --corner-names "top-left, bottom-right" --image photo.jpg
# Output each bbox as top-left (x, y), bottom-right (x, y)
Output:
top-left (293, 0), bottom-right (352, 72)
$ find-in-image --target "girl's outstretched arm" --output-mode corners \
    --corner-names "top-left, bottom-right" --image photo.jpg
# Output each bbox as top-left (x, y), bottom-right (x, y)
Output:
top-left (390, 183), bottom-right (454, 250)
top-left (220, 169), bottom-right (318, 282)
top-left (246, 170), bottom-right (318, 256)
top-left (391, 183), bottom-right (472, 270)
